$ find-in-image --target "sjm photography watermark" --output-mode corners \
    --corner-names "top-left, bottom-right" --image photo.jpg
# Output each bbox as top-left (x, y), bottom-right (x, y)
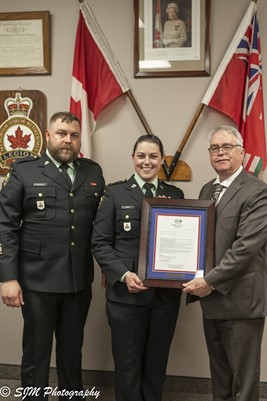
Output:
top-left (0, 386), bottom-right (100, 399)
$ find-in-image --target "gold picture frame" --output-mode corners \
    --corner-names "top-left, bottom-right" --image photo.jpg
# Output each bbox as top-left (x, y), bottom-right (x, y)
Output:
top-left (134, 0), bottom-right (211, 78)
top-left (0, 11), bottom-right (51, 76)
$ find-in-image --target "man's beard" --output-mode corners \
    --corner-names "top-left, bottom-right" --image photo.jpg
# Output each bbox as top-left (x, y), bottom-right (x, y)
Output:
top-left (49, 146), bottom-right (79, 164)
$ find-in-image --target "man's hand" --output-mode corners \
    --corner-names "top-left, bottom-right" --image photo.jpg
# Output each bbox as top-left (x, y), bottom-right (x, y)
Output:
top-left (124, 272), bottom-right (149, 293)
top-left (182, 277), bottom-right (213, 298)
top-left (1, 280), bottom-right (24, 307)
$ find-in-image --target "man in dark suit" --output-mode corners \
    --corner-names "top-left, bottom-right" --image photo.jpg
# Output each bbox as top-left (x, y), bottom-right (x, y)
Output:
top-left (92, 134), bottom-right (184, 401)
top-left (0, 111), bottom-right (105, 400)
top-left (183, 126), bottom-right (267, 401)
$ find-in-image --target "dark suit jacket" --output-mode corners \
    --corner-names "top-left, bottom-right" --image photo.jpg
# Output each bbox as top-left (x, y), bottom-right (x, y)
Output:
top-left (92, 175), bottom-right (184, 305)
top-left (200, 169), bottom-right (267, 319)
top-left (0, 154), bottom-right (105, 293)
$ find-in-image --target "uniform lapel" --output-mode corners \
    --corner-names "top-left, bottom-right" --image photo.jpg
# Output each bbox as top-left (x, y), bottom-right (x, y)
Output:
top-left (71, 159), bottom-right (87, 191)
top-left (38, 155), bottom-right (70, 190)
top-left (126, 175), bottom-right (144, 205)
top-left (156, 181), bottom-right (174, 198)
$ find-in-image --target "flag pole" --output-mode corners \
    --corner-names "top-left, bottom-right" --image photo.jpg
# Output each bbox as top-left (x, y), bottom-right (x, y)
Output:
top-left (168, 103), bottom-right (205, 178)
top-left (126, 90), bottom-right (169, 178)
top-left (168, 0), bottom-right (260, 179)
top-left (78, 0), bottom-right (154, 135)
top-left (126, 90), bottom-right (153, 135)
top-left (76, 0), bottom-right (170, 178)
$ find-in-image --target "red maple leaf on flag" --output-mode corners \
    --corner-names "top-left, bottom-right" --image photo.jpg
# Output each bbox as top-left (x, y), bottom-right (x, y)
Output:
top-left (7, 126), bottom-right (31, 149)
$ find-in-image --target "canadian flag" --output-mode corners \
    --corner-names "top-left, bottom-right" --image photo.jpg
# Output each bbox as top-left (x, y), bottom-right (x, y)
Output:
top-left (70, 2), bottom-right (130, 157)
top-left (202, 1), bottom-right (266, 176)
top-left (154, 0), bottom-right (162, 48)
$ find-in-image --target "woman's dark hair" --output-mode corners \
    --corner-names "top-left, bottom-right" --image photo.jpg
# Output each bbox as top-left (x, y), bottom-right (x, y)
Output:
top-left (132, 135), bottom-right (164, 158)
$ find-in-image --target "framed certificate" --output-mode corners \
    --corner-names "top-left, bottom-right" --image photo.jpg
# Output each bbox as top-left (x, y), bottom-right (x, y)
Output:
top-left (138, 198), bottom-right (215, 288)
top-left (0, 11), bottom-right (51, 76)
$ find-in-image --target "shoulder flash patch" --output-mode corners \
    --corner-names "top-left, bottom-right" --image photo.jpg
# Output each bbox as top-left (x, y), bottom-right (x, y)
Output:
top-left (98, 190), bottom-right (106, 208)
top-left (2, 172), bottom-right (11, 187)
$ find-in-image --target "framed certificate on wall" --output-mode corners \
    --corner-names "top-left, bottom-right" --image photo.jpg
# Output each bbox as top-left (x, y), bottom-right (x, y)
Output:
top-left (0, 11), bottom-right (51, 76)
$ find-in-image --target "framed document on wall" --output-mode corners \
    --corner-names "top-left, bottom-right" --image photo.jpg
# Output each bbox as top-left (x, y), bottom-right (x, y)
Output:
top-left (0, 11), bottom-right (51, 76)
top-left (138, 198), bottom-right (215, 288)
top-left (134, 0), bottom-right (211, 77)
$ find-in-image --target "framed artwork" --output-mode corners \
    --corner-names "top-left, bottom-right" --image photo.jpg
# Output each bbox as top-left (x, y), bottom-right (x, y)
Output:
top-left (138, 198), bottom-right (215, 288)
top-left (134, 0), bottom-right (211, 77)
top-left (0, 11), bottom-right (51, 76)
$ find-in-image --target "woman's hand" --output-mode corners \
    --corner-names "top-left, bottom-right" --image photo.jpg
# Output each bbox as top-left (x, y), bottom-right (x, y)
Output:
top-left (124, 272), bottom-right (149, 293)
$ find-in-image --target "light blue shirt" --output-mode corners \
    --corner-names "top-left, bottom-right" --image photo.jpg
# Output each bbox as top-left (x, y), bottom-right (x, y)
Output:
top-left (134, 173), bottom-right (158, 196)
top-left (46, 150), bottom-right (75, 183)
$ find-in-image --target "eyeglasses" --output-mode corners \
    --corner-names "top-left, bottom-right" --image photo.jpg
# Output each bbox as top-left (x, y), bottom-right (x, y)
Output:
top-left (208, 144), bottom-right (241, 155)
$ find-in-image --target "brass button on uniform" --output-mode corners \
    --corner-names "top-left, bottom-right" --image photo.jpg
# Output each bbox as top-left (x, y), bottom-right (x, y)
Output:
top-left (70, 209), bottom-right (75, 214)
top-left (69, 192), bottom-right (74, 197)
top-left (71, 225), bottom-right (75, 230)
top-left (71, 242), bottom-right (75, 247)
top-left (38, 193), bottom-right (43, 198)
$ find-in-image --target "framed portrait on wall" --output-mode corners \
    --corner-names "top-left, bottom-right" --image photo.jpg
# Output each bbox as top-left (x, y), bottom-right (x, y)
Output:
top-left (134, 0), bottom-right (211, 77)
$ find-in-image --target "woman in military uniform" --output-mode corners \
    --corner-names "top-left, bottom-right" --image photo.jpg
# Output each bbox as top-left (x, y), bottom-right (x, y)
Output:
top-left (92, 134), bottom-right (184, 401)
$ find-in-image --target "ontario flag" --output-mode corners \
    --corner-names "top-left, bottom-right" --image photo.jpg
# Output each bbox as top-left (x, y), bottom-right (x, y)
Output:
top-left (154, 0), bottom-right (162, 48)
top-left (202, 1), bottom-right (266, 176)
top-left (70, 2), bottom-right (130, 157)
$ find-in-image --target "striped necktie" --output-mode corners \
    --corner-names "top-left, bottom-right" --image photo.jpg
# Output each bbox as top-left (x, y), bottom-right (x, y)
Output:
top-left (211, 184), bottom-right (225, 205)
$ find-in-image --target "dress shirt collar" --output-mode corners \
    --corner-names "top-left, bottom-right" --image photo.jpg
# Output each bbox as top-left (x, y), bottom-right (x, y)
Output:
top-left (213, 166), bottom-right (243, 189)
top-left (134, 173), bottom-right (158, 196)
top-left (46, 149), bottom-right (75, 171)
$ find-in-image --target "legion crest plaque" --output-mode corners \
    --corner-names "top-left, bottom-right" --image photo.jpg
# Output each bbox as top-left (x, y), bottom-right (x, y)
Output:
top-left (0, 92), bottom-right (43, 172)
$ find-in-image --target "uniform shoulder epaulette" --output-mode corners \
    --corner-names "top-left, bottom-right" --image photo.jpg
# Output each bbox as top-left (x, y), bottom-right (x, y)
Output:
top-left (77, 157), bottom-right (100, 167)
top-left (107, 179), bottom-right (128, 186)
top-left (15, 156), bottom-right (40, 164)
top-left (159, 180), bottom-right (176, 188)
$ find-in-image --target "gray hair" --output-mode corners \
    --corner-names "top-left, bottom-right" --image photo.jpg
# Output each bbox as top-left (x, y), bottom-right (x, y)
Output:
top-left (208, 126), bottom-right (243, 147)
top-left (166, 3), bottom-right (179, 15)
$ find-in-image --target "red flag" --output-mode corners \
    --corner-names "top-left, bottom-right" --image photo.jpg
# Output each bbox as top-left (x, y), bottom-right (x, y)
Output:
top-left (70, 2), bottom-right (130, 157)
top-left (154, 0), bottom-right (162, 48)
top-left (202, 1), bottom-right (266, 176)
